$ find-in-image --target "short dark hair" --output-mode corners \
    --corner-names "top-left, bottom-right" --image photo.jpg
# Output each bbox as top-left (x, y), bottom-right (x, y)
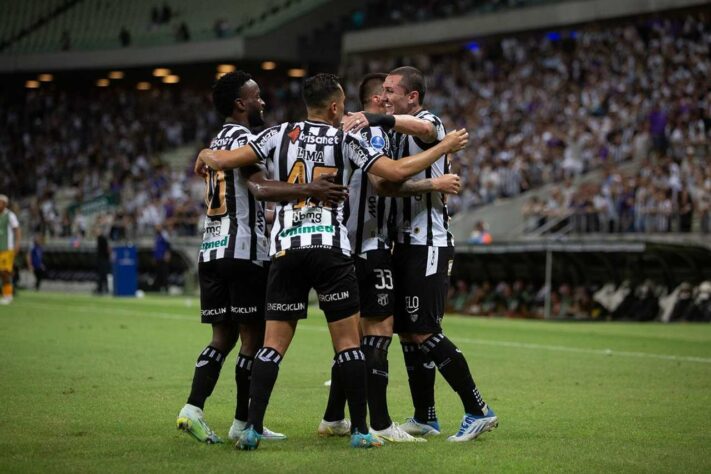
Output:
top-left (212, 71), bottom-right (252, 118)
top-left (389, 66), bottom-right (426, 104)
top-left (358, 72), bottom-right (387, 107)
top-left (302, 73), bottom-right (342, 109)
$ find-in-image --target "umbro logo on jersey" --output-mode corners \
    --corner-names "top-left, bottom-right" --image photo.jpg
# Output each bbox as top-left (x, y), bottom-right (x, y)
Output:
top-left (288, 126), bottom-right (301, 143)
top-left (195, 360), bottom-right (209, 368)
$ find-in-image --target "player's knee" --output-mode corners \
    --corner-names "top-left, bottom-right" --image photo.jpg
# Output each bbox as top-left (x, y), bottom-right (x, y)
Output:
top-left (361, 315), bottom-right (393, 337)
top-left (210, 323), bottom-right (239, 352)
top-left (239, 323), bottom-right (265, 356)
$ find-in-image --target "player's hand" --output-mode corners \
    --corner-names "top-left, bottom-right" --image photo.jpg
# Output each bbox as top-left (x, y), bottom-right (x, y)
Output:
top-left (341, 111), bottom-right (368, 134)
top-left (194, 152), bottom-right (208, 177)
top-left (442, 129), bottom-right (469, 153)
top-left (308, 174), bottom-right (348, 204)
top-left (432, 174), bottom-right (461, 195)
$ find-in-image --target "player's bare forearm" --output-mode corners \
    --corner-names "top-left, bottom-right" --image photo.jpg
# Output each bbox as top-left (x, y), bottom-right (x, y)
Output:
top-left (199, 146), bottom-right (259, 171)
top-left (247, 176), bottom-right (310, 202)
top-left (247, 172), bottom-right (348, 203)
top-left (369, 173), bottom-right (434, 197)
top-left (14, 229), bottom-right (20, 253)
top-left (393, 114), bottom-right (437, 142)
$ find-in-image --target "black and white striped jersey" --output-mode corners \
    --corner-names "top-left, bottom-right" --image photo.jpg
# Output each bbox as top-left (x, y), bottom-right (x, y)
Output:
top-left (199, 122), bottom-right (269, 263)
top-left (249, 119), bottom-right (384, 256)
top-left (345, 126), bottom-right (392, 255)
top-left (389, 110), bottom-right (454, 247)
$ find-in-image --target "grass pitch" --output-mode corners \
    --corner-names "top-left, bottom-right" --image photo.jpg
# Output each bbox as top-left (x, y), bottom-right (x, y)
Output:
top-left (1, 291), bottom-right (709, 473)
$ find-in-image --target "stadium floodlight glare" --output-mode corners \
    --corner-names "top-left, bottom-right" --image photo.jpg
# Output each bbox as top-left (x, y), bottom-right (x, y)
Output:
top-left (96, 79), bottom-right (110, 87)
top-left (287, 68), bottom-right (306, 78)
top-left (108, 71), bottom-right (124, 79)
top-left (261, 61), bottom-right (277, 70)
top-left (136, 82), bottom-right (151, 90)
top-left (38, 73), bottom-right (53, 82)
top-left (25, 80), bottom-right (40, 89)
top-left (162, 75), bottom-right (180, 84)
top-left (217, 64), bottom-right (235, 73)
top-left (153, 68), bottom-right (171, 77)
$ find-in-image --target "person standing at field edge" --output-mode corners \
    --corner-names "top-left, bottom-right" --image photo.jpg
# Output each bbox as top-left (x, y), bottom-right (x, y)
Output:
top-left (0, 195), bottom-right (21, 305)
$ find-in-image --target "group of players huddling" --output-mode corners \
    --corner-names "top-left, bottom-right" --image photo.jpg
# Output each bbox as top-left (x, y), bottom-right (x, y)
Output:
top-left (176, 67), bottom-right (498, 450)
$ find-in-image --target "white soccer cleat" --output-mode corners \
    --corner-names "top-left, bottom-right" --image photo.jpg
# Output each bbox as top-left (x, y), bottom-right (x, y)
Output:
top-left (400, 417), bottom-right (441, 437)
top-left (447, 408), bottom-right (498, 442)
top-left (228, 419), bottom-right (287, 441)
top-left (370, 423), bottom-right (427, 443)
top-left (0, 297), bottom-right (12, 305)
top-left (317, 418), bottom-right (351, 437)
top-left (176, 404), bottom-right (223, 444)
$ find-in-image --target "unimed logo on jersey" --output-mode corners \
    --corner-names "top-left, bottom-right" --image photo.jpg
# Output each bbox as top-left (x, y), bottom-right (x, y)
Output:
top-left (279, 225), bottom-right (334, 238)
top-left (201, 236), bottom-right (228, 250)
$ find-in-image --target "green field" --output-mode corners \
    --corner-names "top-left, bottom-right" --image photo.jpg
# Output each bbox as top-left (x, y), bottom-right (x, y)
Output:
top-left (1, 292), bottom-right (709, 473)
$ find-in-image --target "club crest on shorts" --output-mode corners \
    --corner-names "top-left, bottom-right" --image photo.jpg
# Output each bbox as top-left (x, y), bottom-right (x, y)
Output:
top-left (377, 293), bottom-right (389, 307)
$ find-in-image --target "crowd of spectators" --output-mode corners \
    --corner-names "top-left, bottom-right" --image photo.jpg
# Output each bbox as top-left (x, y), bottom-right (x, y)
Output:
top-left (343, 12), bottom-right (710, 217)
top-left (345, 0), bottom-right (540, 31)
top-left (0, 76), bottom-right (307, 242)
top-left (3, 11), bottom-right (709, 243)
top-left (523, 156), bottom-right (711, 234)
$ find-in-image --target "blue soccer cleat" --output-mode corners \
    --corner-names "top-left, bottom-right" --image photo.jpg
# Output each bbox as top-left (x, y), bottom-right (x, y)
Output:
top-left (236, 426), bottom-right (263, 450)
top-left (350, 430), bottom-right (384, 448)
top-left (447, 407), bottom-right (498, 442)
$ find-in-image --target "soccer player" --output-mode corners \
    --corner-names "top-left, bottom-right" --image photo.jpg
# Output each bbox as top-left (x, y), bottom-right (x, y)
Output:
top-left (0, 194), bottom-right (20, 305)
top-left (320, 73), bottom-right (462, 442)
top-left (195, 73), bottom-right (468, 450)
top-left (177, 71), bottom-right (347, 444)
top-left (349, 66), bottom-right (498, 442)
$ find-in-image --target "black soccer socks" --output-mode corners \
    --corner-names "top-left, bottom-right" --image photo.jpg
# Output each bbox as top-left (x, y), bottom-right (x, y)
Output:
top-left (187, 345), bottom-right (226, 409)
top-left (401, 342), bottom-right (438, 424)
top-left (323, 354), bottom-right (347, 422)
top-left (235, 353), bottom-right (254, 422)
top-left (420, 333), bottom-right (487, 416)
top-left (362, 335), bottom-right (393, 430)
top-left (335, 347), bottom-right (369, 434)
top-left (247, 347), bottom-right (282, 433)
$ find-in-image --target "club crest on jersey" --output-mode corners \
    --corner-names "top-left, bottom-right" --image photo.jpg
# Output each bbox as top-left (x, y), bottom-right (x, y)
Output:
top-left (288, 126), bottom-right (301, 143)
top-left (370, 135), bottom-right (385, 150)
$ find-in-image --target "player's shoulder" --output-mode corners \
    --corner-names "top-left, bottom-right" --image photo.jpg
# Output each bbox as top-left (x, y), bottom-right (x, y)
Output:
top-left (353, 126), bottom-right (388, 153)
top-left (415, 109), bottom-right (443, 124)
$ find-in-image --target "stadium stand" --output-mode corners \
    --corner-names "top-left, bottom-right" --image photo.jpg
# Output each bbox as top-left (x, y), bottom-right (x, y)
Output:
top-left (1, 0), bottom-right (328, 54)
top-left (2, 1), bottom-right (709, 310)
top-left (345, 12), bottom-right (709, 227)
top-left (341, 0), bottom-right (564, 31)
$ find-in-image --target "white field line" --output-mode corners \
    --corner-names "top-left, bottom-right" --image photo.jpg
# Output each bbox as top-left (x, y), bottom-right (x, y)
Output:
top-left (17, 301), bottom-right (711, 365)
